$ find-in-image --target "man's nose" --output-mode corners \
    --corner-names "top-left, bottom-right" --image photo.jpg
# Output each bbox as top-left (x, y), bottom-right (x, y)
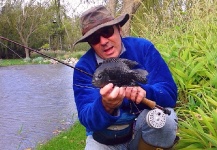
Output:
top-left (99, 36), bottom-right (109, 45)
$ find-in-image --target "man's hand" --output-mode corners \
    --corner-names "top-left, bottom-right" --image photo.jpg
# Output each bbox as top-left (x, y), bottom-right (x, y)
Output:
top-left (125, 86), bottom-right (146, 104)
top-left (100, 83), bottom-right (125, 114)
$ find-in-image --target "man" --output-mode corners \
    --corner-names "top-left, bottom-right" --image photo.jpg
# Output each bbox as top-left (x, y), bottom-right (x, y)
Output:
top-left (73, 5), bottom-right (178, 150)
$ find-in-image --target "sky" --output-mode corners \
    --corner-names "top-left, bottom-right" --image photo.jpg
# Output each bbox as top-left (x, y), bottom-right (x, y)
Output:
top-left (25, 0), bottom-right (105, 16)
top-left (0, 0), bottom-right (105, 16)
top-left (59, 0), bottom-right (105, 16)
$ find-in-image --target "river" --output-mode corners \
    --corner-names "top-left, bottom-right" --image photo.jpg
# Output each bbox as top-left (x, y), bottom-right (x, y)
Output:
top-left (0, 64), bottom-right (77, 150)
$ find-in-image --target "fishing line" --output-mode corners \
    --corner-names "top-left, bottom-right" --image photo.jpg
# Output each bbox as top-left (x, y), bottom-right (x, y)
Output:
top-left (73, 84), bottom-right (99, 89)
top-left (0, 36), bottom-right (93, 77)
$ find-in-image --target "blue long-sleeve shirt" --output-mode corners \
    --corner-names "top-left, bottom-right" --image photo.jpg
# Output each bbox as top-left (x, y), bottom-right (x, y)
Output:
top-left (73, 37), bottom-right (177, 133)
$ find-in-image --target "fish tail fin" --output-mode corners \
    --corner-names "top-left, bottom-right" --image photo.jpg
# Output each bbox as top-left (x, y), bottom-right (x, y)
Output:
top-left (133, 69), bottom-right (148, 83)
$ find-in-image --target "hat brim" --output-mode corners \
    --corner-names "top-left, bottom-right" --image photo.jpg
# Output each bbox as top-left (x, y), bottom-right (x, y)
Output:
top-left (73, 14), bottom-right (129, 46)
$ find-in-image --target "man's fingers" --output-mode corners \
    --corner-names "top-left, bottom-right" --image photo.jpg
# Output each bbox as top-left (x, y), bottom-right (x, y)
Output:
top-left (125, 86), bottom-right (146, 104)
top-left (100, 83), bottom-right (114, 95)
top-left (135, 87), bottom-right (146, 104)
top-left (125, 87), bottom-right (133, 98)
top-left (129, 87), bottom-right (137, 101)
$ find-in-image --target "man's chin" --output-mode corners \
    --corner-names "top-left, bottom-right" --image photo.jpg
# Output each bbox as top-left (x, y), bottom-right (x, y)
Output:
top-left (104, 51), bottom-right (120, 59)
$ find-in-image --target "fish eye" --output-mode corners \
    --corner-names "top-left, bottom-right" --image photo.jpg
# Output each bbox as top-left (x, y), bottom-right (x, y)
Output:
top-left (97, 74), bottom-right (102, 79)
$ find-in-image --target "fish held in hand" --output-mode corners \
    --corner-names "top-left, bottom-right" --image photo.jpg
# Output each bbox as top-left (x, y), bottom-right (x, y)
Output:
top-left (92, 58), bottom-right (148, 88)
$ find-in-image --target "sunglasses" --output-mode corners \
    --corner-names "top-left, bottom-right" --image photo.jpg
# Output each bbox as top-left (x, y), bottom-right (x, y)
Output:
top-left (87, 25), bottom-right (115, 45)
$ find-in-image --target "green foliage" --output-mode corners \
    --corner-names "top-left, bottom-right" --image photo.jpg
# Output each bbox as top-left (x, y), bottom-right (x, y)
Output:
top-left (176, 106), bottom-right (217, 149)
top-left (73, 42), bottom-right (90, 52)
top-left (0, 59), bottom-right (30, 66)
top-left (36, 121), bottom-right (86, 150)
top-left (31, 50), bottom-right (64, 58)
top-left (0, 58), bottom-right (51, 66)
top-left (71, 51), bottom-right (86, 59)
top-left (23, 57), bottom-right (31, 63)
top-left (40, 44), bottom-right (50, 50)
top-left (32, 57), bottom-right (45, 64)
top-left (132, 0), bottom-right (217, 149)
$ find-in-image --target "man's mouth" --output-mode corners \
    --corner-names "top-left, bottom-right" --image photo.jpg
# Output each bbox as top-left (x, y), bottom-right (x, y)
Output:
top-left (104, 46), bottom-right (113, 54)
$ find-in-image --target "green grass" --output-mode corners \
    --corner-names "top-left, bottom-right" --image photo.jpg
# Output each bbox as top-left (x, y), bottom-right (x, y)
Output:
top-left (36, 122), bottom-right (86, 150)
top-left (131, 0), bottom-right (217, 149)
top-left (0, 58), bottom-right (51, 66)
top-left (0, 50), bottom-right (85, 67)
top-left (0, 59), bottom-right (32, 66)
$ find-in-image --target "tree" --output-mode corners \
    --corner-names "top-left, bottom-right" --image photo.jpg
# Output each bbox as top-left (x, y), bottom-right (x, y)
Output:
top-left (18, 2), bottom-right (49, 58)
top-left (0, 1), bottom-right (23, 58)
top-left (106, 0), bottom-right (142, 36)
top-left (49, 0), bottom-right (64, 50)
top-left (5, 0), bottom-right (51, 58)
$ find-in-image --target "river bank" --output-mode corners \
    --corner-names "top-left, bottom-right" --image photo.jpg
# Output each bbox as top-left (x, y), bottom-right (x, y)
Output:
top-left (36, 122), bottom-right (86, 150)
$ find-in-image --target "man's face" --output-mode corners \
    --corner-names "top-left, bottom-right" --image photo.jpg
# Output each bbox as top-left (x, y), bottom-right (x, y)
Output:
top-left (87, 25), bottom-right (122, 59)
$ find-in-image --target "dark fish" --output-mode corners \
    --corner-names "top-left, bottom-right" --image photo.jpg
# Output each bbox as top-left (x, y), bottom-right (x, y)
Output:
top-left (92, 58), bottom-right (148, 88)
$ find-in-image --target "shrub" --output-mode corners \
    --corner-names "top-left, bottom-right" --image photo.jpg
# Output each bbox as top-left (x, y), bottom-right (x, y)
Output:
top-left (132, 0), bottom-right (217, 149)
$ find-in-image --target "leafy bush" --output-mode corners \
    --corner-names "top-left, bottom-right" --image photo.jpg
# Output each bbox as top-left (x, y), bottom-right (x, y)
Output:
top-left (132, 0), bottom-right (217, 149)
top-left (23, 57), bottom-right (31, 62)
top-left (40, 43), bottom-right (50, 50)
top-left (71, 51), bottom-right (86, 59)
top-left (72, 42), bottom-right (90, 53)
top-left (31, 50), bottom-right (67, 59)
top-left (32, 57), bottom-right (44, 64)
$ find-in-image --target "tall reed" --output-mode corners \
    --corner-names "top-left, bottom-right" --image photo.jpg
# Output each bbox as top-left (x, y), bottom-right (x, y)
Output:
top-left (132, 0), bottom-right (217, 149)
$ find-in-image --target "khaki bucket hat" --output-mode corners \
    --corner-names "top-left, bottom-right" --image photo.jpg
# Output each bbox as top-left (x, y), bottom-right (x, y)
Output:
top-left (73, 5), bottom-right (129, 45)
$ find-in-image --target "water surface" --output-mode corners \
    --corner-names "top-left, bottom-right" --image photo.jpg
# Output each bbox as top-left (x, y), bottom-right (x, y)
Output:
top-left (0, 64), bottom-right (77, 150)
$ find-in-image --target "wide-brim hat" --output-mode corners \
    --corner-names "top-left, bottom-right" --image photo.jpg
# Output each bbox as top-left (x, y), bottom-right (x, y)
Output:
top-left (73, 5), bottom-right (129, 46)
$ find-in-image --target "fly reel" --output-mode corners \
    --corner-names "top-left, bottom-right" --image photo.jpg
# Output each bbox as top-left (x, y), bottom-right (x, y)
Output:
top-left (146, 108), bottom-right (166, 128)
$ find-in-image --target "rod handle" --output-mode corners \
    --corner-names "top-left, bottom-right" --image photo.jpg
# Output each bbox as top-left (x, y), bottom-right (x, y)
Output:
top-left (142, 98), bottom-right (171, 115)
top-left (141, 98), bottom-right (156, 109)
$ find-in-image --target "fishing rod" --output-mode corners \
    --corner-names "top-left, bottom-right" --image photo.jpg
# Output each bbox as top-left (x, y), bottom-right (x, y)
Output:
top-left (0, 36), bottom-right (93, 77)
top-left (0, 36), bottom-right (171, 120)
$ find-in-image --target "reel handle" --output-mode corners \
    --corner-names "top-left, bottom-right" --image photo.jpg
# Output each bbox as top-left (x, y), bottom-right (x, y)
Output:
top-left (141, 98), bottom-right (171, 115)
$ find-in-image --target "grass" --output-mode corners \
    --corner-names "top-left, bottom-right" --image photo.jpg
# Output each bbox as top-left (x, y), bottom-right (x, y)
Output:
top-left (132, 0), bottom-right (217, 149)
top-left (0, 50), bottom-right (85, 67)
top-left (0, 58), bottom-right (51, 66)
top-left (0, 59), bottom-right (32, 66)
top-left (36, 122), bottom-right (86, 150)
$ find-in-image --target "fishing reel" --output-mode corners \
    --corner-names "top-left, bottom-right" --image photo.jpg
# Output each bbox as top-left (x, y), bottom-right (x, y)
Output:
top-left (146, 108), bottom-right (166, 129)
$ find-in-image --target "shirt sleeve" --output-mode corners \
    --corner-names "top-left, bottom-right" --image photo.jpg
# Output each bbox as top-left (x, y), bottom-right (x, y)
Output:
top-left (140, 43), bottom-right (177, 107)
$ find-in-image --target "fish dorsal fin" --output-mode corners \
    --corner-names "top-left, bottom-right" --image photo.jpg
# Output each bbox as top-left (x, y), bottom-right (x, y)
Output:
top-left (103, 57), bottom-right (119, 63)
top-left (121, 59), bottom-right (138, 69)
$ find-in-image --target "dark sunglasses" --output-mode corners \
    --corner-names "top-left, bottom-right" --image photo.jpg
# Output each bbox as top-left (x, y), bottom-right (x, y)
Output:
top-left (87, 25), bottom-right (115, 45)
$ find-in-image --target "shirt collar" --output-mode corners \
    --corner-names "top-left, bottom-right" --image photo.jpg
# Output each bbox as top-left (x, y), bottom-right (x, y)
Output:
top-left (95, 43), bottom-right (126, 64)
